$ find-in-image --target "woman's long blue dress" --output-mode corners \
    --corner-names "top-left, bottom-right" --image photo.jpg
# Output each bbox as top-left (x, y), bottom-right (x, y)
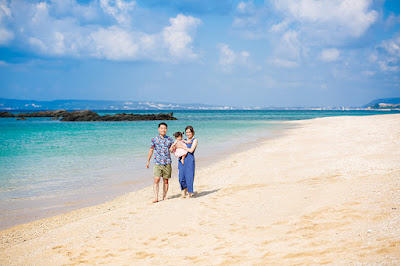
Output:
top-left (178, 138), bottom-right (195, 193)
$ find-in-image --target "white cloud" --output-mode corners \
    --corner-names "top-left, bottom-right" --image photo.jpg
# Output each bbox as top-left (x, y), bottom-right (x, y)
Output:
top-left (49, 0), bottom-right (101, 22)
top-left (0, 0), bottom-right (14, 45)
top-left (100, 0), bottom-right (135, 25)
top-left (90, 26), bottom-right (140, 60)
top-left (362, 70), bottom-right (375, 76)
top-left (233, 0), bottom-right (266, 32)
top-left (236, 1), bottom-right (254, 14)
top-left (4, 1), bottom-right (202, 61)
top-left (270, 19), bottom-right (290, 33)
top-left (380, 34), bottom-right (400, 58)
top-left (217, 43), bottom-right (251, 72)
top-left (385, 13), bottom-right (400, 28)
top-left (218, 43), bottom-right (236, 71)
top-left (274, 0), bottom-right (378, 38)
top-left (376, 33), bottom-right (400, 72)
top-left (0, 27), bottom-right (13, 44)
top-left (320, 84), bottom-right (328, 91)
top-left (378, 60), bottom-right (399, 72)
top-left (281, 30), bottom-right (300, 59)
top-left (320, 48), bottom-right (340, 62)
top-left (162, 14), bottom-right (202, 59)
top-left (271, 58), bottom-right (299, 68)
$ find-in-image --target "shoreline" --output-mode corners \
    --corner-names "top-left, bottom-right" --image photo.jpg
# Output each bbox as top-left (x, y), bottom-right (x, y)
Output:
top-left (0, 121), bottom-right (295, 231)
top-left (1, 113), bottom-right (399, 264)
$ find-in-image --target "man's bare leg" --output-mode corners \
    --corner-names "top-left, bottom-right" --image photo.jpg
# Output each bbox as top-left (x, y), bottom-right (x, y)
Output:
top-left (153, 176), bottom-right (160, 203)
top-left (163, 178), bottom-right (169, 200)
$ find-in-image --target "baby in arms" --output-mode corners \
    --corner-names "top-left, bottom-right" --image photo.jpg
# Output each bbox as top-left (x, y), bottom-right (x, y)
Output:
top-left (172, 132), bottom-right (190, 165)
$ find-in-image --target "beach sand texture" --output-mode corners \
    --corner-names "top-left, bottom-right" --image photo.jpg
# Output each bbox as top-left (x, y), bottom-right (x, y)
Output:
top-left (1, 114), bottom-right (399, 265)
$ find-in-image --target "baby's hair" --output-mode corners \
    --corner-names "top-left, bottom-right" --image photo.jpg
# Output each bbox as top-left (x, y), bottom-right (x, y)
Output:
top-left (173, 132), bottom-right (184, 138)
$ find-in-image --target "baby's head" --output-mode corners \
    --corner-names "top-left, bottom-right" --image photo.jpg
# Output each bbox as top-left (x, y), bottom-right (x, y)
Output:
top-left (173, 132), bottom-right (183, 140)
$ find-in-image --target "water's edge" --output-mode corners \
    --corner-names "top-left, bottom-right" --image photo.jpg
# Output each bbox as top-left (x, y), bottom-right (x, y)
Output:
top-left (0, 121), bottom-right (298, 230)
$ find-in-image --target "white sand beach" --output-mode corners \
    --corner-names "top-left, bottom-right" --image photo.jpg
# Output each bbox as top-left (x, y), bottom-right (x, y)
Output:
top-left (1, 114), bottom-right (399, 265)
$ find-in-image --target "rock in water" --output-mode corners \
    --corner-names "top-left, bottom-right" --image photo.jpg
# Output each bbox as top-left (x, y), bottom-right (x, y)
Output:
top-left (0, 111), bottom-right (15, 117)
top-left (0, 110), bottom-right (178, 121)
top-left (60, 110), bottom-right (100, 121)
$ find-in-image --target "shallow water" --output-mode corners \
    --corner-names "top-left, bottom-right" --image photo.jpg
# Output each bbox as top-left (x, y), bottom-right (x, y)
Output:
top-left (0, 109), bottom-right (398, 229)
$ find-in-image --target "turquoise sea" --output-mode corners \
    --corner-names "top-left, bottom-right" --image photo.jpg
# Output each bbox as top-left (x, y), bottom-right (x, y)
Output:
top-left (0, 110), bottom-right (398, 229)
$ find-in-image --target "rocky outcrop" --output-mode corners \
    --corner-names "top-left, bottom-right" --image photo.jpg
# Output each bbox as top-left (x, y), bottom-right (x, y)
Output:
top-left (0, 110), bottom-right (177, 121)
top-left (0, 110), bottom-right (69, 118)
top-left (60, 110), bottom-right (100, 121)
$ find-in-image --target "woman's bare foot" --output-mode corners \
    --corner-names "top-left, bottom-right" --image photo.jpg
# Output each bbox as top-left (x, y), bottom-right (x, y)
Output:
top-left (181, 191), bottom-right (186, 198)
top-left (187, 193), bottom-right (193, 198)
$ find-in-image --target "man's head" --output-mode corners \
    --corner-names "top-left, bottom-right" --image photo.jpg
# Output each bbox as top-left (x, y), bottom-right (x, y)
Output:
top-left (158, 122), bottom-right (168, 136)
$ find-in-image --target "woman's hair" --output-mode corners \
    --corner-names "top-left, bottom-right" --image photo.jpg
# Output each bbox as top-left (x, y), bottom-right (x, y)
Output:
top-left (185, 125), bottom-right (195, 135)
top-left (173, 132), bottom-right (183, 138)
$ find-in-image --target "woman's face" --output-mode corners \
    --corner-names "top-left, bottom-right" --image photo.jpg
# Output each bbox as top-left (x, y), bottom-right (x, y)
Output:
top-left (186, 129), bottom-right (193, 139)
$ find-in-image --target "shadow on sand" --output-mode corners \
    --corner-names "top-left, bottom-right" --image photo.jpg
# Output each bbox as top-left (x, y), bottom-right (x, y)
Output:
top-left (169, 189), bottom-right (220, 200)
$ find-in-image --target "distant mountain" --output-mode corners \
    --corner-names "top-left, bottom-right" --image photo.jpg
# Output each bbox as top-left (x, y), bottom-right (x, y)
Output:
top-left (363, 98), bottom-right (400, 109)
top-left (0, 98), bottom-right (234, 111)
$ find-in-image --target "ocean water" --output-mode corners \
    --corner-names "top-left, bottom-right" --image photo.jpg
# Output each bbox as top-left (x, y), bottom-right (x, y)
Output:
top-left (0, 109), bottom-right (398, 229)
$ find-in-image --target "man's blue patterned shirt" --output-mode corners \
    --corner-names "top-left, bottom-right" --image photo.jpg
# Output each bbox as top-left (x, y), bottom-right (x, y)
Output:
top-left (150, 135), bottom-right (173, 165)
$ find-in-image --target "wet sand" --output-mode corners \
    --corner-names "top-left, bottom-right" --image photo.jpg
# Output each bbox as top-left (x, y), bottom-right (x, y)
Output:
top-left (0, 121), bottom-right (289, 231)
top-left (1, 114), bottom-right (399, 264)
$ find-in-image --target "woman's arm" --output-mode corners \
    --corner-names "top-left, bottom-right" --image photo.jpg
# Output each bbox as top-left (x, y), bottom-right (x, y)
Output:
top-left (178, 139), bottom-right (197, 153)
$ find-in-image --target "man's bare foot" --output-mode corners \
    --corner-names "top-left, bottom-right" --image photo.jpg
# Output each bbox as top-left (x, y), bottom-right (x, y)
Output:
top-left (163, 197), bottom-right (168, 200)
top-left (187, 193), bottom-right (193, 198)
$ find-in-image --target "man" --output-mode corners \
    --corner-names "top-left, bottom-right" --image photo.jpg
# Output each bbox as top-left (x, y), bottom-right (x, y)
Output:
top-left (147, 122), bottom-right (173, 203)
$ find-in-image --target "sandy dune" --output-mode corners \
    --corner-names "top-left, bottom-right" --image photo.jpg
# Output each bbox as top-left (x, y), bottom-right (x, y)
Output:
top-left (1, 114), bottom-right (399, 265)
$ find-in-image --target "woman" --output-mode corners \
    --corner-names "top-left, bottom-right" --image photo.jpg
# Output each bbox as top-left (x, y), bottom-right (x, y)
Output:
top-left (176, 126), bottom-right (198, 198)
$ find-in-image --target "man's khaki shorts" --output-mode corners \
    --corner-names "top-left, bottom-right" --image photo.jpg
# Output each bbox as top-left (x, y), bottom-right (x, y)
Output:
top-left (153, 164), bottom-right (172, 179)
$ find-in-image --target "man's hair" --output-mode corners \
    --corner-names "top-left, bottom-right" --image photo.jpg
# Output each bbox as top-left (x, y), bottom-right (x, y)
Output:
top-left (158, 122), bottom-right (168, 128)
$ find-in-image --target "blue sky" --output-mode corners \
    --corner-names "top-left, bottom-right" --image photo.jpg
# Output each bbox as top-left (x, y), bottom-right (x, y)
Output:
top-left (0, 0), bottom-right (399, 107)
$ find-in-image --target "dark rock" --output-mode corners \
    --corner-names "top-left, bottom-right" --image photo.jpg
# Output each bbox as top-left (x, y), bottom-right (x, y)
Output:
top-left (0, 111), bottom-right (14, 117)
top-left (60, 110), bottom-right (100, 121)
top-left (16, 117), bottom-right (27, 120)
top-left (15, 110), bottom-right (69, 118)
top-left (60, 111), bottom-right (177, 121)
top-left (1, 110), bottom-right (177, 121)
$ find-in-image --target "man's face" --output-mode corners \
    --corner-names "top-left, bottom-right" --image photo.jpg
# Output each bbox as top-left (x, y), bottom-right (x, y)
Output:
top-left (158, 125), bottom-right (167, 136)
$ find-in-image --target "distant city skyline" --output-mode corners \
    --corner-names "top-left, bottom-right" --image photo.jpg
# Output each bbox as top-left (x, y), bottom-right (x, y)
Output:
top-left (1, 0), bottom-right (400, 107)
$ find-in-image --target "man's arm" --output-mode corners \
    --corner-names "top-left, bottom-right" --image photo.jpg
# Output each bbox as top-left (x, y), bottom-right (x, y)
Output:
top-left (147, 148), bottom-right (154, 168)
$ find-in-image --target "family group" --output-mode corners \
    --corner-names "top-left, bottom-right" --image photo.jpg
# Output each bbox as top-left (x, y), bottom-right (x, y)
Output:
top-left (146, 123), bottom-right (198, 203)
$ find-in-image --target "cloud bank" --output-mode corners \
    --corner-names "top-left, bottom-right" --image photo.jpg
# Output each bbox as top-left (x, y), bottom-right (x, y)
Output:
top-left (1, 0), bottom-right (202, 61)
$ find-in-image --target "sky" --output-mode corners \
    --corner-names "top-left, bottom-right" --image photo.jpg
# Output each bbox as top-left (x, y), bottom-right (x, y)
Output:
top-left (0, 0), bottom-right (399, 107)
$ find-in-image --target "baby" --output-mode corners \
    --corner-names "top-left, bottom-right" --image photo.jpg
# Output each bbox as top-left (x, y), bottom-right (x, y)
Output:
top-left (172, 132), bottom-right (189, 165)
